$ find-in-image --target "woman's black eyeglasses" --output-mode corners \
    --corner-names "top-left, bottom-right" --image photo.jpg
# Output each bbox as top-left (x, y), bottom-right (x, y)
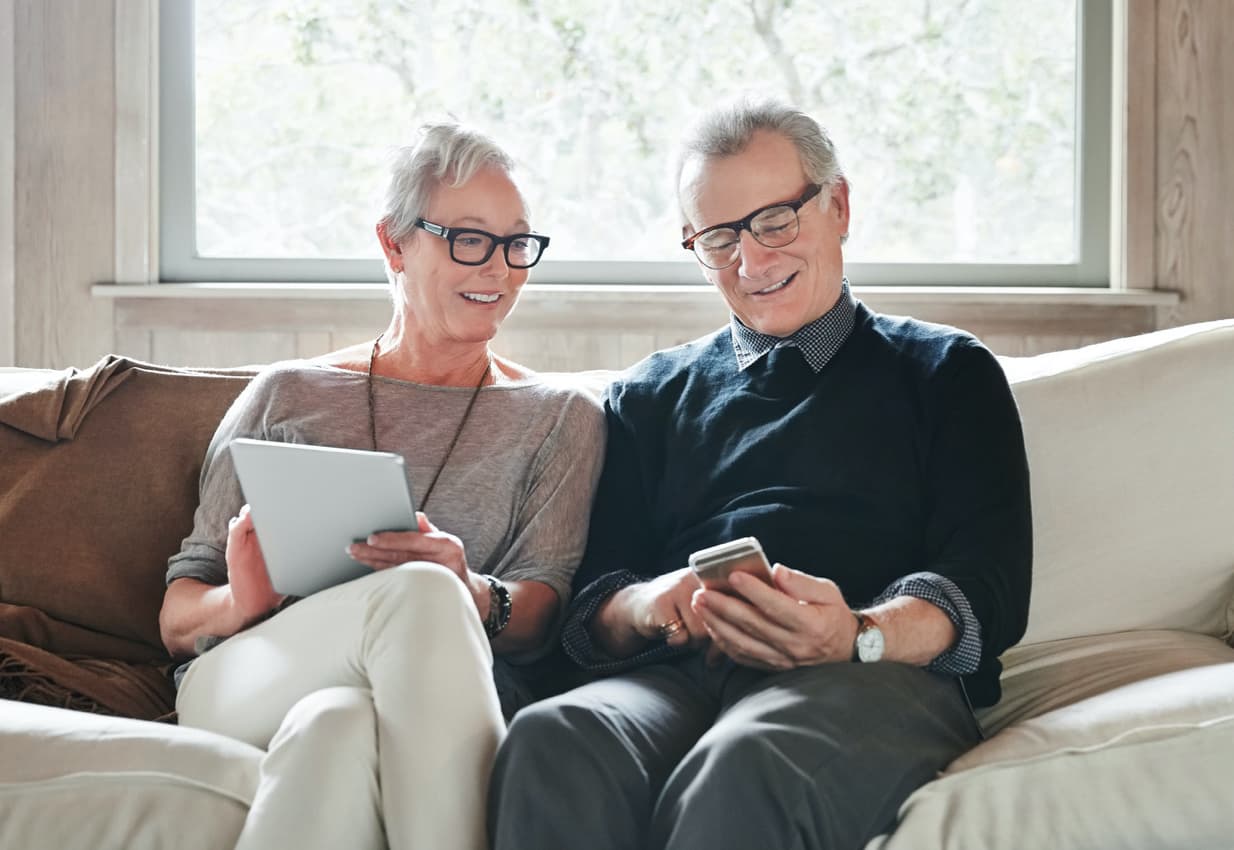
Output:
top-left (414, 219), bottom-right (550, 269)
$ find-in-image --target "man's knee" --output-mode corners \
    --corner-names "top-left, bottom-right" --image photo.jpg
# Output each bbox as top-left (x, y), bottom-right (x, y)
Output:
top-left (502, 697), bottom-right (599, 767)
top-left (676, 725), bottom-right (788, 799)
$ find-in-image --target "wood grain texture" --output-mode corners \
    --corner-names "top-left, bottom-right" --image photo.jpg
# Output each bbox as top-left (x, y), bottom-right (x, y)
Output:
top-left (113, 327), bottom-right (151, 361)
top-left (14, 0), bottom-right (116, 367)
top-left (0, 1), bottom-right (14, 365)
top-left (150, 330), bottom-right (298, 368)
top-left (1156, 0), bottom-right (1234, 324)
top-left (113, 293), bottom-right (1161, 369)
top-left (113, 0), bottom-right (157, 284)
top-left (1115, 0), bottom-right (1157, 291)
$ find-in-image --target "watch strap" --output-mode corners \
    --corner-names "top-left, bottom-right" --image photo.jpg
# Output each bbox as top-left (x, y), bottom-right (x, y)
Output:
top-left (481, 575), bottom-right (512, 639)
top-left (850, 611), bottom-right (866, 663)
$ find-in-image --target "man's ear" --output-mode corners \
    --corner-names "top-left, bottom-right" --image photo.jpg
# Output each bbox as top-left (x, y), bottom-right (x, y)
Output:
top-left (829, 179), bottom-right (851, 234)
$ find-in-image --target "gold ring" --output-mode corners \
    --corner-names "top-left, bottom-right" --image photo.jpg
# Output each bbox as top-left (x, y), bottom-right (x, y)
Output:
top-left (658, 619), bottom-right (685, 639)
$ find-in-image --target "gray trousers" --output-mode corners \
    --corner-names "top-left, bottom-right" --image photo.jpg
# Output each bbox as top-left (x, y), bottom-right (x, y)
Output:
top-left (488, 655), bottom-right (981, 850)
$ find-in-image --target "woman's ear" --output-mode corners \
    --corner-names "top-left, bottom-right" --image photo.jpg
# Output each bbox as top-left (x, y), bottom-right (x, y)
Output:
top-left (376, 221), bottom-right (404, 273)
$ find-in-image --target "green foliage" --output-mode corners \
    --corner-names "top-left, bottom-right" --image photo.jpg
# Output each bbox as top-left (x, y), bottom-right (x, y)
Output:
top-left (193, 0), bottom-right (1077, 264)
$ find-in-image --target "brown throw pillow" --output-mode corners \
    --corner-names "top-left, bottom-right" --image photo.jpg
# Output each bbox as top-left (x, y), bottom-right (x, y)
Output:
top-left (0, 357), bottom-right (253, 661)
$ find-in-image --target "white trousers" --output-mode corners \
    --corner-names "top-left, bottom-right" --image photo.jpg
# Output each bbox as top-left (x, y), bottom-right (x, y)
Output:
top-left (176, 563), bottom-right (506, 850)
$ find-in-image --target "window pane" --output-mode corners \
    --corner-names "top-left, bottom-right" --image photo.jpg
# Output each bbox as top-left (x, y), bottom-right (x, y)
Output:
top-left (194, 0), bottom-right (1077, 264)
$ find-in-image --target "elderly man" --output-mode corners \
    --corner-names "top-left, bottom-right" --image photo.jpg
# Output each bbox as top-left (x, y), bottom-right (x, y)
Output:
top-left (488, 99), bottom-right (1032, 850)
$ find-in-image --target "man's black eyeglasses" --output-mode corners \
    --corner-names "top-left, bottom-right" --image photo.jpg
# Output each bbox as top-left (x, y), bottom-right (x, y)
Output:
top-left (414, 219), bottom-right (551, 269)
top-left (682, 184), bottom-right (824, 270)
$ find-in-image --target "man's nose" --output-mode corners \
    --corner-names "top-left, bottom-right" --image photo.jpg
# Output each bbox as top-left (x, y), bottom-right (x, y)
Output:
top-left (737, 230), bottom-right (778, 279)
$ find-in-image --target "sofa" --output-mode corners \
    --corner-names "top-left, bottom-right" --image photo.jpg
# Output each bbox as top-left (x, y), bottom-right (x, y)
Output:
top-left (1, 319), bottom-right (1232, 850)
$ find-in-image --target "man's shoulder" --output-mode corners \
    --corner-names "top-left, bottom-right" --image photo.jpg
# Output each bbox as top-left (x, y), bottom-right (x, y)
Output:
top-left (613, 327), bottom-right (731, 395)
top-left (858, 308), bottom-right (989, 376)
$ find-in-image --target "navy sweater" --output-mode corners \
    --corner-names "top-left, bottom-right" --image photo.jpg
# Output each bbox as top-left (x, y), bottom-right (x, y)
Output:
top-left (570, 303), bottom-right (1032, 707)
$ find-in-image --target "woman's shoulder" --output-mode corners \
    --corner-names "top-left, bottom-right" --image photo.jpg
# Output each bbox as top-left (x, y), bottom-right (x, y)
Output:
top-left (503, 371), bottom-right (604, 414)
top-left (243, 358), bottom-right (360, 407)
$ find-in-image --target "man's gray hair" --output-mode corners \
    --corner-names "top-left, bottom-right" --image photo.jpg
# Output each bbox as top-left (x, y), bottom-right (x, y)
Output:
top-left (380, 122), bottom-right (516, 247)
top-left (674, 98), bottom-right (846, 225)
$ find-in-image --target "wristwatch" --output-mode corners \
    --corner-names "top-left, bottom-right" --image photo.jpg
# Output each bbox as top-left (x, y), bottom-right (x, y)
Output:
top-left (481, 575), bottom-right (513, 639)
top-left (851, 611), bottom-right (885, 663)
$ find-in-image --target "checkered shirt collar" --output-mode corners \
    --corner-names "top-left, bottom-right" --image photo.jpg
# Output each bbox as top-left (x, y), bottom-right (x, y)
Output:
top-left (729, 278), bottom-right (857, 372)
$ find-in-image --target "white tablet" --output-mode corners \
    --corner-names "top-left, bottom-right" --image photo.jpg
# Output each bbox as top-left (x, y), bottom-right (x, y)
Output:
top-left (228, 438), bottom-right (417, 597)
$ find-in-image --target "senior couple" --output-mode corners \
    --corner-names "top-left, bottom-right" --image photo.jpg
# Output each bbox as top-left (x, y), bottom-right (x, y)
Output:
top-left (160, 99), bottom-right (1032, 850)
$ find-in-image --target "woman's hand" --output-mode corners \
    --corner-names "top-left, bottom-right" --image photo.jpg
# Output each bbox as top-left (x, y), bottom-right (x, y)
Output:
top-left (225, 504), bottom-right (285, 626)
top-left (347, 512), bottom-right (490, 619)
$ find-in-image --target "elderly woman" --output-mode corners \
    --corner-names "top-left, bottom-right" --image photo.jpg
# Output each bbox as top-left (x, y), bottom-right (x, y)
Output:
top-left (158, 124), bottom-right (604, 850)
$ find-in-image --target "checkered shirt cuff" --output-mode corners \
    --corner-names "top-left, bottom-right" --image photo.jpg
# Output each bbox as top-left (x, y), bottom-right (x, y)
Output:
top-left (872, 572), bottom-right (983, 675)
top-left (561, 570), bottom-right (692, 673)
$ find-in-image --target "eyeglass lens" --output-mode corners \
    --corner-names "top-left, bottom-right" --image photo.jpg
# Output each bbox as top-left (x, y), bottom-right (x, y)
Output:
top-left (451, 232), bottom-right (544, 268)
top-left (693, 205), bottom-right (801, 269)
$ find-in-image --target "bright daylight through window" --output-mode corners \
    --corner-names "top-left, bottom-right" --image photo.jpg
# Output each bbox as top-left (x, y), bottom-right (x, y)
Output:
top-left (168, 0), bottom-right (1101, 284)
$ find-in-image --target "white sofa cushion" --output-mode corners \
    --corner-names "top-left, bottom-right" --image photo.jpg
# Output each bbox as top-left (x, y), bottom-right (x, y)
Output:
top-left (1002, 320), bottom-right (1234, 645)
top-left (868, 660), bottom-right (1234, 850)
top-left (0, 700), bottom-right (261, 850)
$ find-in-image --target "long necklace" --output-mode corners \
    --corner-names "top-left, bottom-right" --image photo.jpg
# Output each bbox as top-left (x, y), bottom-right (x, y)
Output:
top-left (367, 333), bottom-right (490, 511)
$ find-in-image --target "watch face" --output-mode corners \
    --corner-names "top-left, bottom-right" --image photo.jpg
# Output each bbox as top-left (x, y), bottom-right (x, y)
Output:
top-left (857, 625), bottom-right (885, 662)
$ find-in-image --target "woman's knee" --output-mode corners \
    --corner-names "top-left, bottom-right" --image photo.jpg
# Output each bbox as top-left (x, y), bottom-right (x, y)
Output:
top-left (360, 561), bottom-right (475, 624)
top-left (274, 686), bottom-right (377, 752)
top-left (369, 560), bottom-right (460, 595)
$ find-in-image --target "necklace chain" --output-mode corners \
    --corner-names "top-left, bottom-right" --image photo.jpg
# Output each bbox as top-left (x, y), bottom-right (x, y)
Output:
top-left (367, 333), bottom-right (489, 512)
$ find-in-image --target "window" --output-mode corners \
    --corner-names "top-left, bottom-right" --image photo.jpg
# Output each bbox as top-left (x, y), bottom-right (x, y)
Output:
top-left (160, 0), bottom-right (1111, 285)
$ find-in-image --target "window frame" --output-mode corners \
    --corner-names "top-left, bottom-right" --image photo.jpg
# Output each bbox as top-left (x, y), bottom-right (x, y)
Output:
top-left (159, 0), bottom-right (1113, 287)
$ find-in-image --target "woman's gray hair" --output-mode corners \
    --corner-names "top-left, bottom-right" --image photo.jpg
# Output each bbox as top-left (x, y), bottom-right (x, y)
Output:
top-left (380, 122), bottom-right (516, 248)
top-left (674, 98), bottom-right (846, 226)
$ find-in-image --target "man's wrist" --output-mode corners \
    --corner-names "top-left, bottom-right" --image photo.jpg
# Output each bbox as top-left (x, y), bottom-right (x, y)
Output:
top-left (592, 584), bottom-right (648, 658)
top-left (862, 597), bottom-right (958, 667)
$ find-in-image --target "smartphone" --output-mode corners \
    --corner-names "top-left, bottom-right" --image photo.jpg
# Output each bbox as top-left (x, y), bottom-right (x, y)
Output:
top-left (688, 537), bottom-right (774, 593)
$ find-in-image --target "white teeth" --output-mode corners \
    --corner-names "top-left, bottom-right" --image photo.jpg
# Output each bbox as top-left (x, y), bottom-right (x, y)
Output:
top-left (755, 277), bottom-right (791, 295)
top-left (462, 292), bottom-right (500, 303)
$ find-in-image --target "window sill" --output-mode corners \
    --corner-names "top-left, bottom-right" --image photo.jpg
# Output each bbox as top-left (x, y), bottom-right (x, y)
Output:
top-left (94, 281), bottom-right (1179, 306)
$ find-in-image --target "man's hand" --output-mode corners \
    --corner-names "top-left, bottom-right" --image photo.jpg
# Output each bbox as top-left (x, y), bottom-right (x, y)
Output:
top-left (224, 504), bottom-right (285, 627)
top-left (592, 567), bottom-right (710, 658)
top-left (691, 563), bottom-right (858, 671)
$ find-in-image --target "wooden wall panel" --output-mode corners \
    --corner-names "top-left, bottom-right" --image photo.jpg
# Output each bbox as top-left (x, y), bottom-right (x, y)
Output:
top-left (13, 0), bottom-right (116, 368)
top-left (150, 330), bottom-right (298, 368)
top-left (0, 1), bottom-right (14, 366)
top-left (1156, 0), bottom-right (1234, 325)
top-left (106, 289), bottom-right (1167, 370)
top-left (113, 0), bottom-right (157, 284)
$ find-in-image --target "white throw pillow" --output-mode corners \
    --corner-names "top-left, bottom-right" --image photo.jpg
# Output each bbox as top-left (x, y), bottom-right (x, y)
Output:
top-left (1003, 320), bottom-right (1234, 645)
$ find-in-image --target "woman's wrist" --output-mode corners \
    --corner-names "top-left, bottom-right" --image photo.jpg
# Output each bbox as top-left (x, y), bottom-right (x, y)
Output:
top-left (468, 572), bottom-right (493, 621)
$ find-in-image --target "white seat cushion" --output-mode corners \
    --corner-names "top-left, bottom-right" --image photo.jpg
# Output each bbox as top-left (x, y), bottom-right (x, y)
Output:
top-left (868, 648), bottom-right (1234, 850)
top-left (0, 701), bottom-right (261, 850)
top-left (980, 629), bottom-right (1234, 735)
